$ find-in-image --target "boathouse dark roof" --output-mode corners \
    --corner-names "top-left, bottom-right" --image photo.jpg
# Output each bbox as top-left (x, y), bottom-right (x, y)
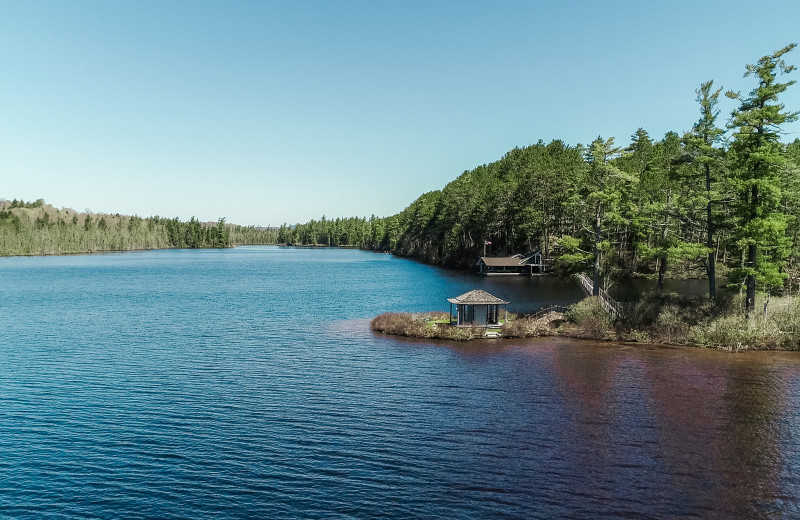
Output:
top-left (479, 257), bottom-right (528, 267)
top-left (476, 250), bottom-right (543, 267)
top-left (447, 289), bottom-right (509, 305)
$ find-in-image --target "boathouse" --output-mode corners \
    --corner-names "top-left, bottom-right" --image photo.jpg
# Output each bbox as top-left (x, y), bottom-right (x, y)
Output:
top-left (447, 289), bottom-right (509, 327)
top-left (476, 250), bottom-right (546, 275)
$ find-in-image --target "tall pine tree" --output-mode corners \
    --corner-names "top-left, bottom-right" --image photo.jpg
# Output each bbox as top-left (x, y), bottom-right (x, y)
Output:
top-left (727, 43), bottom-right (797, 317)
top-left (583, 137), bottom-right (635, 294)
top-left (683, 80), bottom-right (726, 299)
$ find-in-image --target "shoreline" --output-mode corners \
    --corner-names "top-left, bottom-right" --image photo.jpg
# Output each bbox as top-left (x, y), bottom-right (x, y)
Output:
top-left (0, 243), bottom-right (365, 258)
top-left (371, 295), bottom-right (800, 351)
top-left (0, 246), bottom-right (175, 259)
top-left (0, 243), bottom-right (275, 259)
top-left (369, 319), bottom-right (777, 352)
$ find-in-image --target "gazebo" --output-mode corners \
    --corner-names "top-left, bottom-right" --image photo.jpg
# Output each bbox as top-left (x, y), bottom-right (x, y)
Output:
top-left (447, 289), bottom-right (509, 327)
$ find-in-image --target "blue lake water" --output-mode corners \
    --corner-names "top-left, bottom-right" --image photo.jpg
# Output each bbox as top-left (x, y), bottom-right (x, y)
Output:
top-left (2, 246), bottom-right (800, 518)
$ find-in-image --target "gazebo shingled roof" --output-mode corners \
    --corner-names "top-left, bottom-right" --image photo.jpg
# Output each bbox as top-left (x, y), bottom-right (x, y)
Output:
top-left (447, 289), bottom-right (509, 305)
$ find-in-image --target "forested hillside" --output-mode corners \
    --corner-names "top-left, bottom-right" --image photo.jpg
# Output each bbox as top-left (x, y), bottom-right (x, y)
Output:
top-left (282, 44), bottom-right (800, 310)
top-left (0, 199), bottom-right (278, 255)
top-left (6, 45), bottom-right (799, 317)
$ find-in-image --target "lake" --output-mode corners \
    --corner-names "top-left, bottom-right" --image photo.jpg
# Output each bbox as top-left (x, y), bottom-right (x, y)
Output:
top-left (1, 246), bottom-right (799, 518)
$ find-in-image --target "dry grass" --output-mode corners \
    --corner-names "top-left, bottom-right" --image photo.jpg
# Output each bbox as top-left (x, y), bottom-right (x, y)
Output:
top-left (500, 313), bottom-right (558, 338)
top-left (370, 312), bottom-right (483, 341)
top-left (688, 295), bottom-right (800, 350)
top-left (559, 297), bottom-right (617, 341)
top-left (371, 310), bottom-right (563, 341)
top-left (559, 293), bottom-right (800, 350)
top-left (371, 293), bottom-right (800, 350)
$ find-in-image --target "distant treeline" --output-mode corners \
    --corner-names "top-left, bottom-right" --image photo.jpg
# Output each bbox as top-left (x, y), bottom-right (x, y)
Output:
top-left (282, 44), bottom-right (800, 314)
top-left (0, 199), bottom-right (278, 255)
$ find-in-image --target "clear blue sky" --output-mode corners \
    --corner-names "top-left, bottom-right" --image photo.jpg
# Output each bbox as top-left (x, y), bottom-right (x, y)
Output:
top-left (2, 0), bottom-right (799, 226)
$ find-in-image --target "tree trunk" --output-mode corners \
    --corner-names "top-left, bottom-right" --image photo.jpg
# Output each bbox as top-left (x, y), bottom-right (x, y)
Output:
top-left (745, 185), bottom-right (758, 318)
top-left (706, 163), bottom-right (716, 300)
top-left (746, 242), bottom-right (757, 318)
top-left (543, 225), bottom-right (549, 259)
top-left (593, 204), bottom-right (601, 296)
top-left (657, 190), bottom-right (672, 295)
top-left (657, 255), bottom-right (667, 295)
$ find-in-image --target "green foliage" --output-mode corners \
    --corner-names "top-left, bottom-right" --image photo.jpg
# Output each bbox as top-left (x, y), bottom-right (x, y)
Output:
top-left (616, 291), bottom-right (719, 344)
top-left (726, 44), bottom-right (797, 312)
top-left (554, 235), bottom-right (592, 274)
top-left (5, 45), bottom-right (800, 304)
top-left (0, 199), bottom-right (275, 256)
top-left (320, 43), bottom-right (798, 301)
top-left (582, 136), bottom-right (637, 291)
top-left (562, 297), bottom-right (615, 339)
top-left (8, 198), bottom-right (44, 209)
top-left (676, 80), bottom-right (727, 298)
top-left (284, 139), bottom-right (588, 266)
top-left (565, 297), bottom-right (612, 326)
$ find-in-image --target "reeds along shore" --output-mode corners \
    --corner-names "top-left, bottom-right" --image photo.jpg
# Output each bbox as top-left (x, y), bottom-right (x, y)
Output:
top-left (372, 292), bottom-right (800, 350)
top-left (603, 292), bottom-right (800, 351)
top-left (370, 311), bottom-right (558, 341)
top-left (370, 312), bottom-right (483, 341)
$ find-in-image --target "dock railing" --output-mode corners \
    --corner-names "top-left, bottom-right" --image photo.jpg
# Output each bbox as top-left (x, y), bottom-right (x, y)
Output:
top-left (576, 273), bottom-right (622, 319)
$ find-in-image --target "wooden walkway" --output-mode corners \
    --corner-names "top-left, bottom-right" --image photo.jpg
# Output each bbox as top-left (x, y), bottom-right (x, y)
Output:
top-left (527, 304), bottom-right (568, 320)
top-left (577, 273), bottom-right (622, 319)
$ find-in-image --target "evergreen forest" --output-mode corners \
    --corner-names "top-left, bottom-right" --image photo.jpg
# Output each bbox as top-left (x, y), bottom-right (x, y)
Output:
top-left (281, 44), bottom-right (800, 313)
top-left (0, 198), bottom-right (278, 255)
top-left (5, 45), bottom-right (800, 320)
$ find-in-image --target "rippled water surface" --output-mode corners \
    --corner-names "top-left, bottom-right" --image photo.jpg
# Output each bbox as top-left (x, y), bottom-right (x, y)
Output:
top-left (2, 247), bottom-right (800, 519)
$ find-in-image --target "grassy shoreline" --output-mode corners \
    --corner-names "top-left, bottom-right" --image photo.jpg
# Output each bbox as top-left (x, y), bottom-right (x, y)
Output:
top-left (371, 293), bottom-right (800, 351)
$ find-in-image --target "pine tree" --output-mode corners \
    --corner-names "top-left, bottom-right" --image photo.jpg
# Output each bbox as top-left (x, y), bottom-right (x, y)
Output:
top-left (726, 43), bottom-right (798, 317)
top-left (682, 80), bottom-right (726, 299)
top-left (582, 137), bottom-right (636, 294)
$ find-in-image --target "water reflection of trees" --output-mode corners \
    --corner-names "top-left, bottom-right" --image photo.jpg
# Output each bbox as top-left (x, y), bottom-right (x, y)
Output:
top-left (715, 359), bottom-right (786, 518)
top-left (551, 343), bottom-right (791, 518)
top-left (551, 343), bottom-right (627, 515)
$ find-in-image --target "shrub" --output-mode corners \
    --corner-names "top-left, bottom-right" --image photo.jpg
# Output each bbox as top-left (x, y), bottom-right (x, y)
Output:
top-left (436, 325), bottom-right (479, 341)
top-left (617, 291), bottom-right (716, 330)
top-left (563, 297), bottom-right (615, 339)
top-left (770, 300), bottom-right (800, 349)
top-left (501, 315), bottom-right (555, 338)
top-left (370, 313), bottom-right (425, 337)
top-left (689, 297), bottom-right (800, 350)
top-left (370, 312), bottom-right (480, 341)
top-left (613, 291), bottom-right (738, 345)
top-left (565, 297), bottom-right (612, 325)
top-left (689, 316), bottom-right (774, 350)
